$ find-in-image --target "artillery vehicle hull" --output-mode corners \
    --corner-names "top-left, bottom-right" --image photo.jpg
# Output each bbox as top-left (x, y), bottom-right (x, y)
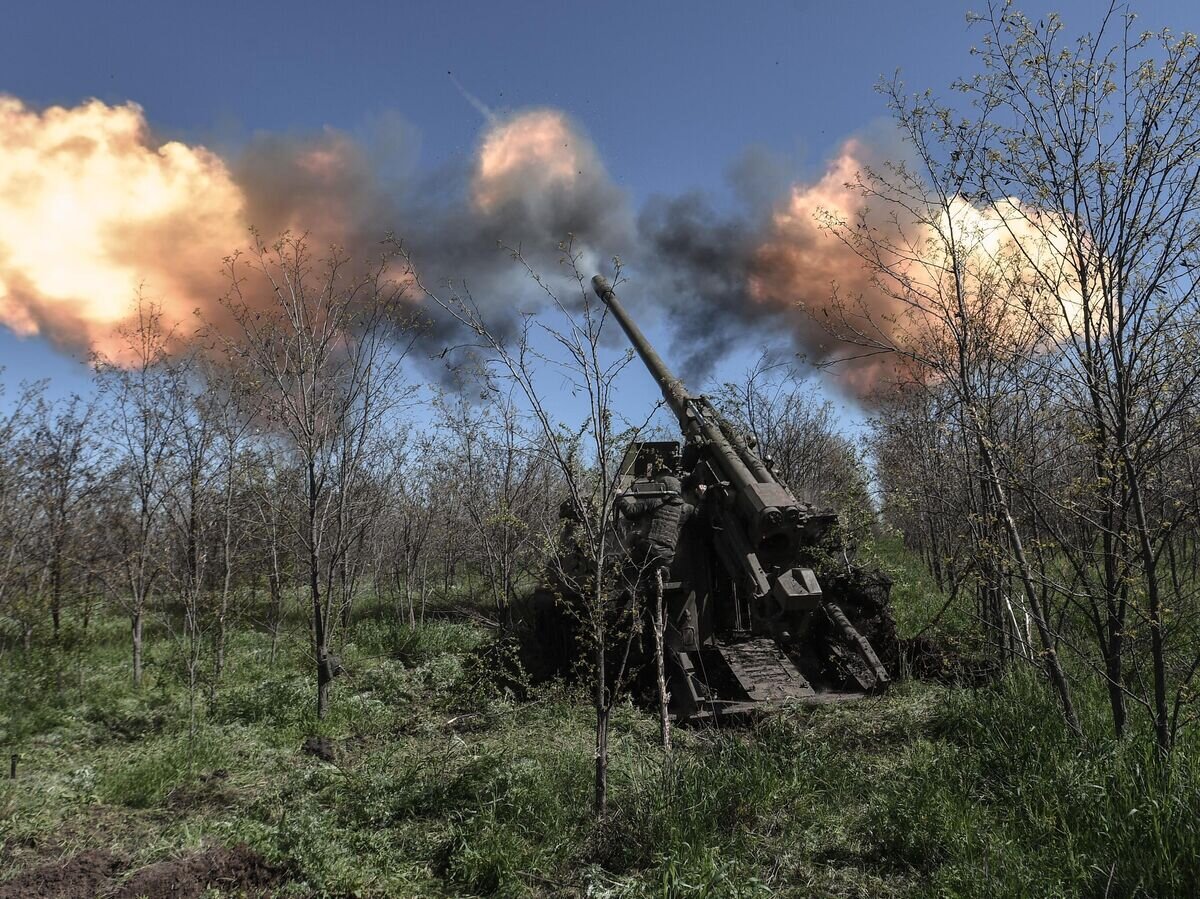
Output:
top-left (611, 441), bottom-right (894, 721)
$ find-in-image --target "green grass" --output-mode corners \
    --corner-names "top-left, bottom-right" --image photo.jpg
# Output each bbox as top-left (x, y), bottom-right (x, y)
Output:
top-left (869, 533), bottom-right (974, 641)
top-left (2, 587), bottom-right (1200, 897)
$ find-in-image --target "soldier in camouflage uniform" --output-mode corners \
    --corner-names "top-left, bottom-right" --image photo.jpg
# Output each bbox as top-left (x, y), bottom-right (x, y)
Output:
top-left (615, 465), bottom-right (695, 574)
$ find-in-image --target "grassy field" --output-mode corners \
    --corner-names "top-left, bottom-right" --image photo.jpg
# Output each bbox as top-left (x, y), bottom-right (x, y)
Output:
top-left (2, 562), bottom-right (1200, 897)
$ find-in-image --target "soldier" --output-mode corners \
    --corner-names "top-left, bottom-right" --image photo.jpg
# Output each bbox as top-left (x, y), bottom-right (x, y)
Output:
top-left (616, 463), bottom-right (696, 574)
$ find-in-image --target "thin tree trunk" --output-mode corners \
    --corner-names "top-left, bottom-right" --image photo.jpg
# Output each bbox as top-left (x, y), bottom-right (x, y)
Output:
top-left (267, 541), bottom-right (283, 666)
top-left (310, 462), bottom-right (329, 720)
top-left (1125, 459), bottom-right (1170, 758)
top-left (976, 431), bottom-right (1080, 737)
top-left (213, 473), bottom-right (236, 693)
top-left (405, 563), bottom-right (416, 627)
top-left (1104, 622), bottom-right (1127, 739)
top-left (653, 566), bottom-right (671, 754)
top-left (132, 607), bottom-right (144, 687)
top-left (594, 640), bottom-right (609, 821)
top-left (51, 560), bottom-right (62, 640)
top-left (419, 558), bottom-right (428, 625)
top-left (339, 557), bottom-right (354, 629)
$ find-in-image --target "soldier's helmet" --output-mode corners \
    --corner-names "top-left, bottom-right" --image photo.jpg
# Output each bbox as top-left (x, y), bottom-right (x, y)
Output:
top-left (656, 474), bottom-right (682, 496)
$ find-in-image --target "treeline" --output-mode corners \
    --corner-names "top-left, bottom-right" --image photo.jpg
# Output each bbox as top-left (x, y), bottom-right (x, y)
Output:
top-left (0, 237), bottom-right (559, 720)
top-left (847, 6), bottom-right (1200, 759)
top-left (0, 235), bottom-right (867, 733)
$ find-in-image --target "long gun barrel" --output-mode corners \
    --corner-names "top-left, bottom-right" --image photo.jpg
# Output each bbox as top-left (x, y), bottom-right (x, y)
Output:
top-left (592, 276), bottom-right (768, 493)
top-left (591, 275), bottom-right (688, 420)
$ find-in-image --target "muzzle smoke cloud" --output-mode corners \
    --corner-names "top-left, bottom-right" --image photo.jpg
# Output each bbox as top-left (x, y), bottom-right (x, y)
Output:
top-left (0, 94), bottom-right (1076, 398)
top-left (643, 137), bottom-right (1084, 395)
top-left (0, 97), bottom-right (244, 359)
top-left (0, 97), bottom-right (629, 367)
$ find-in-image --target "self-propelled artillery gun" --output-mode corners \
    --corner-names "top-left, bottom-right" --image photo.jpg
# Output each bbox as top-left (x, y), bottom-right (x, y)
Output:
top-left (534, 276), bottom-right (895, 721)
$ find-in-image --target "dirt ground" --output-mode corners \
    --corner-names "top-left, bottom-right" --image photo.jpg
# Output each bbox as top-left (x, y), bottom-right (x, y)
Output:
top-left (0, 844), bottom-right (285, 899)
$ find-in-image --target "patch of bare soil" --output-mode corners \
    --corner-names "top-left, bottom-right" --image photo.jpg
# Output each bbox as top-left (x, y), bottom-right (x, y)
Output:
top-left (0, 849), bottom-right (124, 898)
top-left (111, 845), bottom-right (284, 898)
top-left (0, 845), bottom-right (285, 899)
top-left (301, 735), bottom-right (335, 762)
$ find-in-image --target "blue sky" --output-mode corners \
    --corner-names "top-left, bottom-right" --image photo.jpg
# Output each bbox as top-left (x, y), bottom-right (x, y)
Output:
top-left (1, 0), bottom-right (1196, 428)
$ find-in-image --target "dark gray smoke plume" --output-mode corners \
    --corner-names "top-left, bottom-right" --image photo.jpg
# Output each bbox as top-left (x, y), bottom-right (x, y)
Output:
top-left (0, 93), bottom-right (903, 396)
